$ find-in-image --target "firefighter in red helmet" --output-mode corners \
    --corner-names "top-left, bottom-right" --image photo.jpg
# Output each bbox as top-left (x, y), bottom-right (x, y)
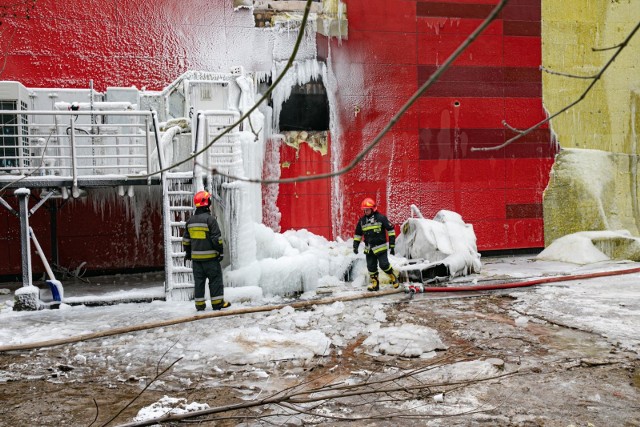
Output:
top-left (353, 197), bottom-right (398, 291)
top-left (182, 190), bottom-right (231, 311)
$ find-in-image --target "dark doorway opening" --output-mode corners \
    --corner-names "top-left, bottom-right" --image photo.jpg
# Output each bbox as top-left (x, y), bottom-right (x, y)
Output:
top-left (279, 80), bottom-right (329, 131)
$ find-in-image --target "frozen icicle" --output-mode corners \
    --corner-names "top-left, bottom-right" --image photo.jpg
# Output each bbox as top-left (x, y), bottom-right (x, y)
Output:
top-left (270, 59), bottom-right (326, 133)
top-left (150, 125), bottom-right (182, 172)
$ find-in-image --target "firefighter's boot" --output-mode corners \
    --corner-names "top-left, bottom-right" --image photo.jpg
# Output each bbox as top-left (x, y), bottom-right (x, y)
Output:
top-left (195, 300), bottom-right (206, 311)
top-left (211, 299), bottom-right (231, 310)
top-left (367, 272), bottom-right (380, 292)
top-left (389, 272), bottom-right (399, 289)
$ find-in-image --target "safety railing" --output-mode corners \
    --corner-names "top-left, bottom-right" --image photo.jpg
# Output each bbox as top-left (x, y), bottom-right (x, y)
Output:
top-left (0, 110), bottom-right (160, 184)
top-left (192, 110), bottom-right (243, 176)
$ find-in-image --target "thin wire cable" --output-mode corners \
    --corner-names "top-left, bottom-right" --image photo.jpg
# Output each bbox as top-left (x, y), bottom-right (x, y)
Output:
top-left (0, 130), bottom-right (54, 193)
top-left (199, 0), bottom-right (509, 185)
top-left (472, 19), bottom-right (640, 152)
top-left (134, 0), bottom-right (315, 178)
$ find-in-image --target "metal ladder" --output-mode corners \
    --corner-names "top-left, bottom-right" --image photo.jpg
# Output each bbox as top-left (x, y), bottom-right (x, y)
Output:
top-left (162, 110), bottom-right (246, 300)
top-left (162, 171), bottom-right (195, 301)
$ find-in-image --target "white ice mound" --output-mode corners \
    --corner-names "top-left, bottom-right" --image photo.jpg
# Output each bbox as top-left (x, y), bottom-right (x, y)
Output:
top-left (395, 207), bottom-right (482, 281)
top-left (362, 323), bottom-right (447, 357)
top-left (537, 230), bottom-right (640, 264)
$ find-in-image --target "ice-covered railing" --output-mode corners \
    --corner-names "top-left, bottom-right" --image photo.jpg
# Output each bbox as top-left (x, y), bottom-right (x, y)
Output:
top-left (0, 110), bottom-right (160, 181)
top-left (191, 110), bottom-right (243, 196)
top-left (193, 110), bottom-right (259, 269)
top-left (199, 110), bottom-right (243, 172)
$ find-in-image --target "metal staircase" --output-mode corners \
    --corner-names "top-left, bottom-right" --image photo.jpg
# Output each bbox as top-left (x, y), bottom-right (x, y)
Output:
top-left (1, 76), bottom-right (264, 303)
top-left (161, 110), bottom-right (250, 301)
top-left (162, 171), bottom-right (195, 301)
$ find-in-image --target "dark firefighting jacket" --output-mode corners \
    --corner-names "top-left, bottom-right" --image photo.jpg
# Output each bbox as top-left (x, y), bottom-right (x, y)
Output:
top-left (182, 207), bottom-right (224, 261)
top-left (353, 211), bottom-right (396, 254)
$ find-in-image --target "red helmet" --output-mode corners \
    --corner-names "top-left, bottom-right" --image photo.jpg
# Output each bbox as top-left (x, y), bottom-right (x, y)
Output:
top-left (361, 197), bottom-right (376, 210)
top-left (194, 190), bottom-right (211, 208)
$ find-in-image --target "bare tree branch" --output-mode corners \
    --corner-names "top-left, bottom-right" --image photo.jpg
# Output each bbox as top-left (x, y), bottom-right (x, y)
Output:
top-left (4, 0), bottom-right (506, 189)
top-left (0, 0), bottom-right (38, 76)
top-left (194, 0), bottom-right (509, 186)
top-left (540, 65), bottom-right (598, 80)
top-left (592, 42), bottom-right (625, 52)
top-left (134, 0), bottom-right (316, 178)
top-left (472, 20), bottom-right (640, 152)
top-left (87, 397), bottom-right (100, 427)
top-left (0, 26), bottom-right (17, 76)
top-left (113, 362), bottom-right (523, 426)
top-left (99, 357), bottom-right (183, 427)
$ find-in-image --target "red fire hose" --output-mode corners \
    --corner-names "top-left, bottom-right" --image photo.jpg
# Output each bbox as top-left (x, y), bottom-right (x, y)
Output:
top-left (408, 266), bottom-right (640, 293)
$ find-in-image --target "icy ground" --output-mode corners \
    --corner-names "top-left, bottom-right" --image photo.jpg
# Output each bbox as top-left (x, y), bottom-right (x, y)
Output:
top-left (1, 253), bottom-right (639, 425)
top-left (3, 255), bottom-right (639, 359)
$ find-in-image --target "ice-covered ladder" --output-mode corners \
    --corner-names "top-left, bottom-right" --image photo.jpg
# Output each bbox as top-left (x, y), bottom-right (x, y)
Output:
top-left (162, 110), bottom-right (246, 300)
top-left (162, 171), bottom-right (195, 301)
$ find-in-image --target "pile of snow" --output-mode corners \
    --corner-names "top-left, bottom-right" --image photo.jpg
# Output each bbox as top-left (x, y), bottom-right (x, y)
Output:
top-left (134, 396), bottom-right (209, 422)
top-left (3, 220), bottom-right (640, 424)
top-left (362, 323), bottom-right (447, 358)
top-left (224, 224), bottom-right (355, 296)
top-left (395, 207), bottom-right (482, 280)
top-left (537, 230), bottom-right (640, 264)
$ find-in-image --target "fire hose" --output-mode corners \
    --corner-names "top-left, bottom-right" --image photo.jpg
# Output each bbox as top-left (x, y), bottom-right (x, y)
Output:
top-left (2, 266), bottom-right (639, 353)
top-left (404, 266), bottom-right (640, 293)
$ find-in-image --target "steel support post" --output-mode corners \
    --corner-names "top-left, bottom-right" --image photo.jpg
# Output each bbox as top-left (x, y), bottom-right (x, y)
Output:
top-left (15, 188), bottom-right (32, 287)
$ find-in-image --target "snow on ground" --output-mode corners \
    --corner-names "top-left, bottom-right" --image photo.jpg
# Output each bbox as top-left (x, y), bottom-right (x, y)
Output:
top-left (1, 228), bottom-right (639, 423)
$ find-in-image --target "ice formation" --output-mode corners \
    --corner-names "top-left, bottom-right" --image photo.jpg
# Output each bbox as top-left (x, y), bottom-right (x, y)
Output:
top-left (395, 206), bottom-right (482, 282)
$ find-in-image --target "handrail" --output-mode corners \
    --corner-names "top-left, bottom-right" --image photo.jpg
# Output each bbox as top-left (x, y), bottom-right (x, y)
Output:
top-left (69, 116), bottom-right (78, 194)
top-left (0, 109), bottom-right (159, 180)
top-left (146, 115), bottom-right (153, 176)
top-left (0, 110), bottom-right (155, 116)
top-left (151, 111), bottom-right (163, 172)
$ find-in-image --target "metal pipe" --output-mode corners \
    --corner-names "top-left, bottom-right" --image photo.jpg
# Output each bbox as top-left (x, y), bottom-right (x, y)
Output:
top-left (193, 112), bottom-right (201, 153)
top-left (29, 191), bottom-right (53, 216)
top-left (66, 142), bottom-right (148, 148)
top-left (89, 79), bottom-right (96, 135)
top-left (74, 155), bottom-right (146, 160)
top-left (49, 199), bottom-right (59, 266)
top-left (145, 116), bottom-right (152, 174)
top-left (54, 101), bottom-right (134, 111)
top-left (0, 195), bottom-right (18, 216)
top-left (0, 110), bottom-right (154, 116)
top-left (17, 111), bottom-right (27, 173)
top-left (29, 227), bottom-right (55, 281)
top-left (69, 117), bottom-right (78, 196)
top-left (193, 112), bottom-right (202, 187)
top-left (64, 134), bottom-right (147, 139)
top-left (151, 112), bottom-right (163, 171)
top-left (15, 188), bottom-right (32, 287)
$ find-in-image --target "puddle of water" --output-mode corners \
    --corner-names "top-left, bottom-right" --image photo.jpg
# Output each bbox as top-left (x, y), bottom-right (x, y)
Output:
top-left (546, 327), bottom-right (611, 357)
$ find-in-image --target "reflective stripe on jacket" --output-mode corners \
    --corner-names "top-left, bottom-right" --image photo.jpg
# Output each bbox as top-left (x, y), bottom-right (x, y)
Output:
top-left (182, 209), bottom-right (223, 260)
top-left (353, 211), bottom-right (396, 253)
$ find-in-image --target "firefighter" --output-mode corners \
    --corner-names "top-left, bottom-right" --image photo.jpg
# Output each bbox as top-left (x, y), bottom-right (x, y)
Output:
top-left (182, 190), bottom-right (231, 311)
top-left (352, 197), bottom-right (398, 291)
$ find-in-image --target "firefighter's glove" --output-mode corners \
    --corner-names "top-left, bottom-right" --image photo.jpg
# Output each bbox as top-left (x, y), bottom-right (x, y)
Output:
top-left (389, 247), bottom-right (395, 255)
top-left (353, 244), bottom-right (359, 255)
